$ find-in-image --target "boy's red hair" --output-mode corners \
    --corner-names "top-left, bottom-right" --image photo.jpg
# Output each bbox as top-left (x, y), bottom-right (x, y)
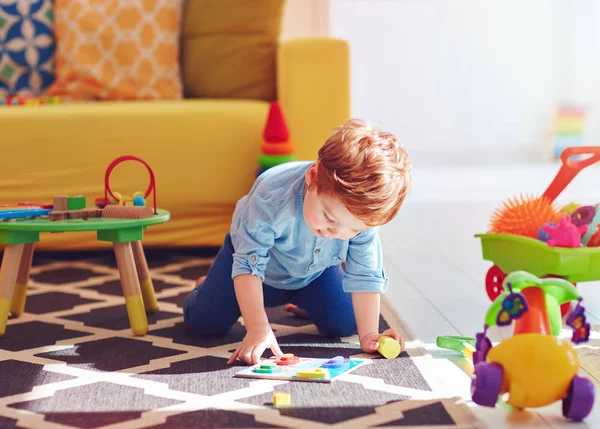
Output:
top-left (315, 119), bottom-right (412, 226)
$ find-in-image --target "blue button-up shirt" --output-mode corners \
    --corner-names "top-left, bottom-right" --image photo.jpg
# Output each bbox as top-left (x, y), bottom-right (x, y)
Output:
top-left (229, 161), bottom-right (389, 293)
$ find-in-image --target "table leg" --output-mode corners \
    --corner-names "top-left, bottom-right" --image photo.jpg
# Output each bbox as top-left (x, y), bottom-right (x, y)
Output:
top-left (10, 242), bottom-right (34, 317)
top-left (0, 244), bottom-right (25, 336)
top-left (113, 242), bottom-right (148, 336)
top-left (132, 240), bottom-right (158, 313)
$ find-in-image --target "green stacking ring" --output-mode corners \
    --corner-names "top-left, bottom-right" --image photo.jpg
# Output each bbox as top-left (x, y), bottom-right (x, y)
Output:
top-left (258, 153), bottom-right (296, 169)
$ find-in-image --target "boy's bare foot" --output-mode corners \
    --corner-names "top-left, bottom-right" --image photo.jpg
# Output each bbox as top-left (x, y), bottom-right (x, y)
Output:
top-left (285, 303), bottom-right (309, 319)
top-left (196, 275), bottom-right (206, 285)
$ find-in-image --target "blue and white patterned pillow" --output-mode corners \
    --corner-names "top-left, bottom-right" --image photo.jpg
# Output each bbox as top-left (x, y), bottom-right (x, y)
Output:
top-left (0, 0), bottom-right (54, 97)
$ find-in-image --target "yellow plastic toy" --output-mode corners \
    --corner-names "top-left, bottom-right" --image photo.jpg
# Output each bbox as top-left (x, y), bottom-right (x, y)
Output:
top-left (377, 335), bottom-right (402, 359)
top-left (273, 392), bottom-right (291, 406)
top-left (296, 368), bottom-right (329, 379)
top-left (470, 271), bottom-right (595, 421)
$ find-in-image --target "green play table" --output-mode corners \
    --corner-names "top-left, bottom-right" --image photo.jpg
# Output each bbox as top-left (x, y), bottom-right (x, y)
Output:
top-left (0, 209), bottom-right (170, 337)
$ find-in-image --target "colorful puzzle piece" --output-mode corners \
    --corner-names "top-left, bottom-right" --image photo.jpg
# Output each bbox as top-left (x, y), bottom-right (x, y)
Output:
top-left (297, 368), bottom-right (329, 379)
top-left (253, 362), bottom-right (282, 374)
top-left (273, 392), bottom-right (291, 406)
top-left (235, 354), bottom-right (368, 383)
top-left (322, 356), bottom-right (345, 368)
top-left (276, 353), bottom-right (300, 365)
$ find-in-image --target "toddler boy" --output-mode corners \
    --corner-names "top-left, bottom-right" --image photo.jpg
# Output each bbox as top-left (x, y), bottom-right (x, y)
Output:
top-left (184, 119), bottom-right (412, 365)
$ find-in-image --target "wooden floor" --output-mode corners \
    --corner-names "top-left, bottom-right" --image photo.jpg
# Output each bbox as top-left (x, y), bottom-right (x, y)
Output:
top-left (382, 160), bottom-right (600, 428)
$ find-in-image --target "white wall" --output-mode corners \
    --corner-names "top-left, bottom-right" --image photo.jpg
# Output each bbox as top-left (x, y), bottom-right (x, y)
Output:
top-left (281, 0), bottom-right (329, 40)
top-left (330, 0), bottom-right (597, 164)
top-left (560, 0), bottom-right (600, 150)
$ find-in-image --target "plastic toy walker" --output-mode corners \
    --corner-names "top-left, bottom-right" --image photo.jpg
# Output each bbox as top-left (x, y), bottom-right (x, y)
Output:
top-left (470, 271), bottom-right (594, 421)
top-left (477, 146), bottom-right (600, 317)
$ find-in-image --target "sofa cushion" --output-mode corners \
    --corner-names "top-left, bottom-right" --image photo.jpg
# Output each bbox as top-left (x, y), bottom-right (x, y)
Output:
top-left (0, 98), bottom-right (271, 248)
top-left (47, 0), bottom-right (183, 100)
top-left (182, 0), bottom-right (286, 101)
top-left (0, 0), bottom-right (55, 97)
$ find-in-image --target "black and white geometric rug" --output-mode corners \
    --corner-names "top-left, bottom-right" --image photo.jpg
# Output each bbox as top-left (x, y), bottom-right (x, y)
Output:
top-left (0, 247), bottom-right (480, 429)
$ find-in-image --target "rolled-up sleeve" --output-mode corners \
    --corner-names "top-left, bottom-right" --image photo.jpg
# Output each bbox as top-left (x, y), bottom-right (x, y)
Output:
top-left (343, 227), bottom-right (389, 293)
top-left (230, 196), bottom-right (276, 281)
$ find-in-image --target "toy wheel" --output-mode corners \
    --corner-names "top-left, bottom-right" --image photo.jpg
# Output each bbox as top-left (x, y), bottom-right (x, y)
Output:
top-left (470, 362), bottom-right (503, 407)
top-left (544, 275), bottom-right (577, 317)
top-left (562, 375), bottom-right (595, 421)
top-left (485, 266), bottom-right (505, 301)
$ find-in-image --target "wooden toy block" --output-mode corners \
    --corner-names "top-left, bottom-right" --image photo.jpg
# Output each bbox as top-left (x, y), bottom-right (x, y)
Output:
top-left (53, 195), bottom-right (68, 212)
top-left (296, 368), bottom-right (329, 379)
top-left (49, 211), bottom-right (67, 221)
top-left (67, 210), bottom-right (83, 219)
top-left (272, 392), bottom-right (291, 406)
top-left (377, 335), bottom-right (402, 359)
top-left (85, 208), bottom-right (99, 219)
top-left (102, 205), bottom-right (153, 219)
top-left (68, 195), bottom-right (86, 210)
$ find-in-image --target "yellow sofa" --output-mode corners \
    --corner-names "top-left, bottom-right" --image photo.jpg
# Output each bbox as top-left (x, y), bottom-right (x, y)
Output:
top-left (0, 37), bottom-right (350, 250)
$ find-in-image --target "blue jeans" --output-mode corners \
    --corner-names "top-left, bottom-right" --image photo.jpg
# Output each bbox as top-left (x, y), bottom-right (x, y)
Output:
top-left (183, 233), bottom-right (357, 338)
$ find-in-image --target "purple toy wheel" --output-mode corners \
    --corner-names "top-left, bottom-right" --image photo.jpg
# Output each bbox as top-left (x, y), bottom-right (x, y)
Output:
top-left (562, 375), bottom-right (595, 421)
top-left (471, 362), bottom-right (503, 407)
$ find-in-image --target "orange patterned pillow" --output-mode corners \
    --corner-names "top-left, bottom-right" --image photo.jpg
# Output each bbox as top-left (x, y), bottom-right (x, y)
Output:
top-left (47, 0), bottom-right (183, 100)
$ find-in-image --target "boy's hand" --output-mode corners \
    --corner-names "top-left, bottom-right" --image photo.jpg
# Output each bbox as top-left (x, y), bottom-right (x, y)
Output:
top-left (359, 328), bottom-right (403, 354)
top-left (227, 325), bottom-right (284, 366)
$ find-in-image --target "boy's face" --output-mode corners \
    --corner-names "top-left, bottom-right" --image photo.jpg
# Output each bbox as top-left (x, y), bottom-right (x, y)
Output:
top-left (303, 163), bottom-right (368, 240)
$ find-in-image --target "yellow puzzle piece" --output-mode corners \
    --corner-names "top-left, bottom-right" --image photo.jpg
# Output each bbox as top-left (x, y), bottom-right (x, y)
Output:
top-left (273, 392), bottom-right (291, 406)
top-left (296, 368), bottom-right (329, 379)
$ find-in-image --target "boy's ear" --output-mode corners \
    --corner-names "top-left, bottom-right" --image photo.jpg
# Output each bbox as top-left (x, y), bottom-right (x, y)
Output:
top-left (306, 162), bottom-right (318, 184)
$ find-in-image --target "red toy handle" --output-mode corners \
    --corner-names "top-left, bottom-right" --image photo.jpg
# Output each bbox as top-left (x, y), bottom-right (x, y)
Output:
top-left (104, 155), bottom-right (157, 214)
top-left (542, 146), bottom-right (600, 202)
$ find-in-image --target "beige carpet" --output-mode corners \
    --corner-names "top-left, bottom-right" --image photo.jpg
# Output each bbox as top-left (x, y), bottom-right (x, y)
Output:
top-left (576, 324), bottom-right (600, 383)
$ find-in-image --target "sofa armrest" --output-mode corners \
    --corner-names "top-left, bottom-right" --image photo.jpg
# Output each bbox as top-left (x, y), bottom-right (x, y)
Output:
top-left (277, 37), bottom-right (351, 161)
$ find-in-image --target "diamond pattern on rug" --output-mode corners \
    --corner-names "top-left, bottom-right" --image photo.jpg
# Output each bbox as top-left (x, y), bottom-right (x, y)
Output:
top-left (0, 415), bottom-right (19, 429)
top-left (31, 267), bottom-right (97, 284)
top-left (374, 402), bottom-right (455, 426)
top-left (0, 321), bottom-right (89, 352)
top-left (240, 381), bottom-right (408, 424)
top-left (0, 248), bottom-right (479, 429)
top-left (151, 321), bottom-right (251, 348)
top-left (135, 356), bottom-right (252, 396)
top-left (35, 337), bottom-right (186, 372)
top-left (86, 278), bottom-right (183, 296)
top-left (61, 305), bottom-right (180, 331)
top-left (144, 409), bottom-right (284, 429)
top-left (21, 291), bottom-right (103, 314)
top-left (351, 352), bottom-right (432, 391)
top-left (9, 381), bottom-right (184, 429)
top-left (0, 360), bottom-right (77, 398)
